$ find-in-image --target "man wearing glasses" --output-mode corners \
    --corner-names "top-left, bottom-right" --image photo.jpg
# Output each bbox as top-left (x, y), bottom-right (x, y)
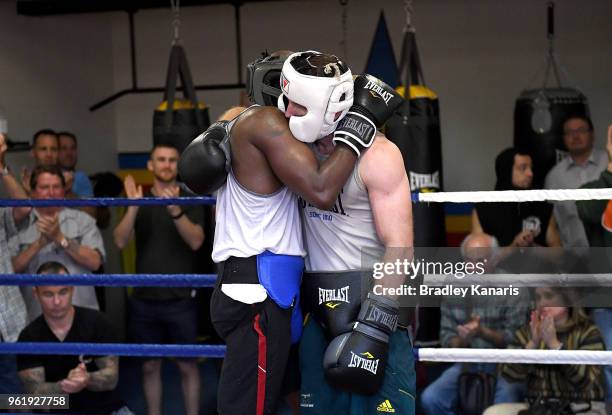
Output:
top-left (544, 115), bottom-right (608, 248)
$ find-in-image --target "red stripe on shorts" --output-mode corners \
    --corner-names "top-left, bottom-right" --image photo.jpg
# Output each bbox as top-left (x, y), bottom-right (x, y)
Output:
top-left (253, 313), bottom-right (267, 415)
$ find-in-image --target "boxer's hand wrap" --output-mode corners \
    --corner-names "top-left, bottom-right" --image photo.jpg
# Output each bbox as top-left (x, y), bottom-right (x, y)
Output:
top-left (178, 121), bottom-right (231, 195)
top-left (323, 293), bottom-right (399, 395)
top-left (333, 74), bottom-right (403, 156)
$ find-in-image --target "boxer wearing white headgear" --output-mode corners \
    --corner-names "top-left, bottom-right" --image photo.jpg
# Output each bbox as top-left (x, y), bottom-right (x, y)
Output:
top-left (277, 51), bottom-right (354, 143)
top-left (179, 50), bottom-right (405, 413)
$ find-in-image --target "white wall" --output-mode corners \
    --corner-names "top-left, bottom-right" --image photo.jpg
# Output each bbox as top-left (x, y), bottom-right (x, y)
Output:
top-left (0, 2), bottom-right (119, 274)
top-left (0, 2), bottom-right (116, 174)
top-left (1, 0), bottom-right (611, 191)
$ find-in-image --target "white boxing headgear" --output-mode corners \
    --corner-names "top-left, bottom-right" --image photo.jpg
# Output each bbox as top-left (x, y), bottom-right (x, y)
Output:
top-left (277, 51), bottom-right (354, 143)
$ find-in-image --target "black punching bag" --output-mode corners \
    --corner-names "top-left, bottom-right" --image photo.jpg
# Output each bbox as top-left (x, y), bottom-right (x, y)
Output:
top-left (513, 2), bottom-right (589, 187)
top-left (153, 45), bottom-right (210, 154)
top-left (514, 88), bottom-right (589, 187)
top-left (385, 29), bottom-right (445, 345)
top-left (386, 31), bottom-right (446, 247)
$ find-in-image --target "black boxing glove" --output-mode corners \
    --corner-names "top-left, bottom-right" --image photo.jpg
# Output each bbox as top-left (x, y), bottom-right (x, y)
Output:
top-left (323, 292), bottom-right (399, 395)
top-left (178, 121), bottom-right (231, 195)
top-left (333, 74), bottom-right (403, 156)
top-left (300, 274), bottom-right (361, 340)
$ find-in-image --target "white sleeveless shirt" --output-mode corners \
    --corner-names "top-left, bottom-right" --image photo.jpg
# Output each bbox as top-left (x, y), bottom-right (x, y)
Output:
top-left (301, 158), bottom-right (383, 271)
top-left (212, 167), bottom-right (306, 262)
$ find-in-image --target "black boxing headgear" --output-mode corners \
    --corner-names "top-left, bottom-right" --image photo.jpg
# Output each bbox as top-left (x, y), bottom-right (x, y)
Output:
top-left (246, 53), bottom-right (287, 106)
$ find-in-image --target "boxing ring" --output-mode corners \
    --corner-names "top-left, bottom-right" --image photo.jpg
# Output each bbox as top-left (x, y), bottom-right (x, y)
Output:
top-left (2, 189), bottom-right (612, 369)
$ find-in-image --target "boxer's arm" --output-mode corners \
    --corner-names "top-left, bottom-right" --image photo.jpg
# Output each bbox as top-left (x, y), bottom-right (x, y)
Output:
top-left (253, 108), bottom-right (357, 210)
top-left (362, 136), bottom-right (413, 299)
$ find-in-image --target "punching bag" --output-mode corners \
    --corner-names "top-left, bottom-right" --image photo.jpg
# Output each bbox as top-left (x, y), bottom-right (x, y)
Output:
top-left (513, 2), bottom-right (589, 187)
top-left (384, 29), bottom-right (445, 344)
top-left (386, 31), bottom-right (446, 248)
top-left (153, 44), bottom-right (210, 154)
top-left (514, 88), bottom-right (589, 187)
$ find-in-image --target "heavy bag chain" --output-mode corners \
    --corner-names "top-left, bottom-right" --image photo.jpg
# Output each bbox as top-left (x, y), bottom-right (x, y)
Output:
top-left (170, 0), bottom-right (181, 45)
top-left (339, 0), bottom-right (348, 60)
top-left (403, 0), bottom-right (415, 34)
top-left (543, 1), bottom-right (562, 88)
top-left (528, 1), bottom-right (572, 90)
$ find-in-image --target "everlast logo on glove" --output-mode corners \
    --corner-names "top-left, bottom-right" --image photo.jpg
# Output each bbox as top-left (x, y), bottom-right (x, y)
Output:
top-left (318, 286), bottom-right (350, 305)
top-left (333, 74), bottom-right (400, 157)
top-left (337, 116), bottom-right (375, 140)
top-left (323, 292), bottom-right (398, 395)
top-left (363, 79), bottom-right (394, 105)
top-left (366, 308), bottom-right (399, 331)
top-left (348, 351), bottom-right (379, 374)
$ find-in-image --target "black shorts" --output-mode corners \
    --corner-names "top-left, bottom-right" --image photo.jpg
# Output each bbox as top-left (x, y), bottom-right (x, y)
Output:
top-left (211, 255), bottom-right (292, 415)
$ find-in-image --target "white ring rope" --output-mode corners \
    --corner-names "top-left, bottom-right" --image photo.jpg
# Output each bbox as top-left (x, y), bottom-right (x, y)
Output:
top-left (418, 348), bottom-right (612, 365)
top-left (418, 188), bottom-right (612, 203)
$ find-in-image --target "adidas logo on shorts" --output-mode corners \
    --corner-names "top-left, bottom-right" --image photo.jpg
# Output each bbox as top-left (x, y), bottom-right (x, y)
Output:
top-left (376, 399), bottom-right (395, 413)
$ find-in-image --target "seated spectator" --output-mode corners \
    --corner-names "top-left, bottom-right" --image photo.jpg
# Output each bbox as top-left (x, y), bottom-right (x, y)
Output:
top-left (577, 124), bottom-right (612, 402)
top-left (473, 148), bottom-right (561, 248)
top-left (421, 233), bottom-right (529, 415)
top-left (545, 115), bottom-right (608, 248)
top-left (17, 261), bottom-right (131, 415)
top-left (9, 165), bottom-right (104, 321)
top-left (0, 131), bottom-right (30, 394)
top-left (484, 287), bottom-right (605, 415)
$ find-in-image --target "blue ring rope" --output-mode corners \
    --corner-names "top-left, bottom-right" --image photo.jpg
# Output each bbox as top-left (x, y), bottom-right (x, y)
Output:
top-left (0, 196), bottom-right (216, 208)
top-left (0, 342), bottom-right (226, 358)
top-left (0, 194), bottom-right (426, 208)
top-left (0, 274), bottom-right (216, 286)
top-left (0, 342), bottom-right (422, 361)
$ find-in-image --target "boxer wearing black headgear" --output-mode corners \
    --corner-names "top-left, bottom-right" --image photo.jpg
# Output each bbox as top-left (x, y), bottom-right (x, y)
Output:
top-left (246, 50), bottom-right (291, 106)
top-left (179, 50), bottom-right (402, 415)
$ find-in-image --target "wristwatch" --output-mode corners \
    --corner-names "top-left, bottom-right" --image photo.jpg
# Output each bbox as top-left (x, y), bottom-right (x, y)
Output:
top-left (59, 237), bottom-right (70, 249)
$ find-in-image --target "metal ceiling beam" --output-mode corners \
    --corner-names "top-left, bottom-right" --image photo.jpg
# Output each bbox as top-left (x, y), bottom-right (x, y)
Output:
top-left (16, 0), bottom-right (284, 16)
top-left (88, 3), bottom-right (246, 112)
